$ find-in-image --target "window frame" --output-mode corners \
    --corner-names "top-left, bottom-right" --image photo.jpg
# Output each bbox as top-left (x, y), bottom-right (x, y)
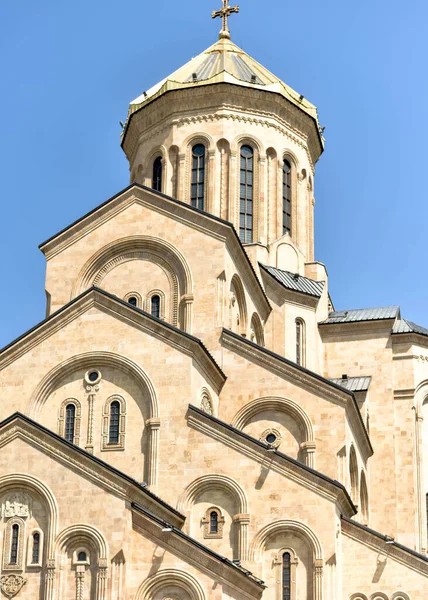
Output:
top-left (190, 143), bottom-right (206, 210)
top-left (202, 506), bottom-right (225, 539)
top-left (2, 517), bottom-right (26, 571)
top-left (282, 158), bottom-right (292, 236)
top-left (295, 318), bottom-right (306, 367)
top-left (27, 529), bottom-right (43, 568)
top-left (58, 399), bottom-right (81, 446)
top-left (146, 290), bottom-right (166, 320)
top-left (152, 155), bottom-right (163, 192)
top-left (273, 547), bottom-right (298, 600)
top-left (101, 395), bottom-right (126, 451)
top-left (239, 144), bottom-right (255, 243)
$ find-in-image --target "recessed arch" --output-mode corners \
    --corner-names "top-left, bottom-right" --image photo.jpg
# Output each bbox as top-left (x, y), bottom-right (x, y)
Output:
top-left (360, 470), bottom-right (369, 524)
top-left (349, 445), bottom-right (359, 503)
top-left (391, 593), bottom-right (410, 600)
top-left (369, 594), bottom-right (389, 600)
top-left (249, 519), bottom-right (323, 562)
top-left (230, 274), bottom-right (248, 334)
top-left (349, 595), bottom-right (368, 600)
top-left (27, 351), bottom-right (159, 419)
top-left (231, 396), bottom-right (314, 443)
top-left (54, 523), bottom-right (108, 561)
top-left (177, 474), bottom-right (248, 514)
top-left (250, 313), bottom-right (265, 347)
top-left (0, 474), bottom-right (58, 559)
top-left (231, 133), bottom-right (264, 156)
top-left (136, 568), bottom-right (206, 600)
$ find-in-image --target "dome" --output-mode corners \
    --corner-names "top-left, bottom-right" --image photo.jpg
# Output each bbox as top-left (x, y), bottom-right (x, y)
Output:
top-left (126, 37), bottom-right (320, 126)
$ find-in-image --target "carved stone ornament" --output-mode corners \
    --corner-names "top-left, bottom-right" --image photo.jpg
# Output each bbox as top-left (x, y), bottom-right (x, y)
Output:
top-left (0, 575), bottom-right (27, 598)
top-left (200, 396), bottom-right (213, 415)
top-left (1, 493), bottom-right (32, 519)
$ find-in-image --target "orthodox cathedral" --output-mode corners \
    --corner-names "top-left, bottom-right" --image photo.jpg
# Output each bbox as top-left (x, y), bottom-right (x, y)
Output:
top-left (1, 3), bottom-right (428, 600)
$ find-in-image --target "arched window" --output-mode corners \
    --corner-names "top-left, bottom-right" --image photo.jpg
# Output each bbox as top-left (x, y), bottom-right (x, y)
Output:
top-left (191, 144), bottom-right (206, 210)
top-left (152, 156), bottom-right (163, 192)
top-left (295, 319), bottom-right (305, 366)
top-left (128, 296), bottom-right (138, 307)
top-left (239, 145), bottom-right (254, 243)
top-left (32, 532), bottom-right (40, 564)
top-left (282, 159), bottom-right (292, 235)
top-left (282, 552), bottom-right (291, 600)
top-left (65, 403), bottom-right (76, 443)
top-left (109, 401), bottom-right (120, 444)
top-left (77, 551), bottom-right (87, 562)
top-left (10, 524), bottom-right (19, 564)
top-left (151, 294), bottom-right (160, 319)
top-left (210, 511), bottom-right (218, 534)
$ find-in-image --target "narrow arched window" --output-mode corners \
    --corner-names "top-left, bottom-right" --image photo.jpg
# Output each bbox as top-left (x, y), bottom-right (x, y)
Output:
top-left (282, 159), bottom-right (292, 235)
top-left (282, 552), bottom-right (291, 600)
top-left (77, 551), bottom-right (87, 562)
top-left (240, 145), bottom-right (254, 243)
top-left (32, 532), bottom-right (40, 564)
top-left (151, 295), bottom-right (160, 319)
top-left (65, 403), bottom-right (76, 443)
top-left (191, 144), bottom-right (205, 210)
top-left (127, 296), bottom-right (137, 307)
top-left (210, 511), bottom-right (218, 534)
top-left (296, 319), bottom-right (303, 366)
top-left (152, 156), bottom-right (162, 192)
top-left (10, 524), bottom-right (19, 564)
top-left (109, 401), bottom-right (120, 444)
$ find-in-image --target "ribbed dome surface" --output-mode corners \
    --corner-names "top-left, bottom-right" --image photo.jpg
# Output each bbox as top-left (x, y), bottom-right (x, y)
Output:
top-left (127, 38), bottom-right (319, 123)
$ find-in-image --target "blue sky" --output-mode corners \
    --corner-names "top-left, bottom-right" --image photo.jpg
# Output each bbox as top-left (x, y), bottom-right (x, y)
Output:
top-left (0, 0), bottom-right (427, 348)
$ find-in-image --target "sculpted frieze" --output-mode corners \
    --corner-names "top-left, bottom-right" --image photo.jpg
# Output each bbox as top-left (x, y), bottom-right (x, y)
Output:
top-left (1, 493), bottom-right (32, 520)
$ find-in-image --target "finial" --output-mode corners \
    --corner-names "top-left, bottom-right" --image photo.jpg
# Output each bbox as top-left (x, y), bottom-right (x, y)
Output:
top-left (212, 0), bottom-right (239, 40)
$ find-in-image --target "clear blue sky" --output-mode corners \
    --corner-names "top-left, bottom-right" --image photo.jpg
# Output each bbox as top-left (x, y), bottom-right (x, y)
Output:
top-left (0, 0), bottom-right (427, 348)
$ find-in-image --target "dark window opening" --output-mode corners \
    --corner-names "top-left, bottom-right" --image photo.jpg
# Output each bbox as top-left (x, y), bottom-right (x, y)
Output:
top-left (65, 404), bottom-right (76, 443)
top-left (239, 145), bottom-right (254, 243)
top-left (109, 401), bottom-right (120, 444)
top-left (282, 159), bottom-right (292, 235)
top-left (210, 511), bottom-right (218, 534)
top-left (32, 532), bottom-right (40, 564)
top-left (128, 296), bottom-right (137, 307)
top-left (191, 144), bottom-right (206, 210)
top-left (77, 551), bottom-right (87, 562)
top-left (152, 157), bottom-right (163, 192)
top-left (10, 524), bottom-right (19, 564)
top-left (88, 371), bottom-right (98, 382)
top-left (282, 552), bottom-right (291, 600)
top-left (151, 295), bottom-right (160, 319)
top-left (266, 433), bottom-right (277, 444)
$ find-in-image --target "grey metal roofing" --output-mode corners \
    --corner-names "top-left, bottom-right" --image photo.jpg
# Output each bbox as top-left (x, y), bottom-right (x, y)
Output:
top-left (260, 264), bottom-right (324, 298)
top-left (392, 318), bottom-right (428, 337)
top-left (329, 376), bottom-right (372, 392)
top-left (321, 306), bottom-right (400, 324)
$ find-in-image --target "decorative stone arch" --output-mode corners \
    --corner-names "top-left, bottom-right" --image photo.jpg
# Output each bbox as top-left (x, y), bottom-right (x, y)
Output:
top-left (360, 470), bottom-right (369, 525)
top-left (230, 273), bottom-right (248, 335)
top-left (146, 288), bottom-right (167, 320)
top-left (145, 145), bottom-right (167, 193)
top-left (349, 445), bottom-right (359, 507)
top-left (391, 593), bottom-right (410, 600)
top-left (72, 236), bottom-right (193, 330)
top-left (217, 138), bottom-right (231, 221)
top-left (231, 396), bottom-right (316, 467)
top-left (183, 132), bottom-right (215, 211)
top-left (249, 520), bottom-right (324, 600)
top-left (349, 595), bottom-right (369, 600)
top-left (250, 312), bottom-right (265, 347)
top-left (273, 546), bottom-right (299, 600)
top-left (124, 290), bottom-right (143, 308)
top-left (58, 398), bottom-right (82, 445)
top-left (0, 474), bottom-right (59, 565)
top-left (276, 241), bottom-right (301, 272)
top-left (54, 524), bottom-right (108, 600)
top-left (177, 474), bottom-right (250, 560)
top-left (136, 568), bottom-right (206, 600)
top-left (135, 163), bottom-right (144, 184)
top-left (199, 387), bottom-right (214, 416)
top-left (370, 594), bottom-right (389, 600)
top-left (27, 352), bottom-right (160, 488)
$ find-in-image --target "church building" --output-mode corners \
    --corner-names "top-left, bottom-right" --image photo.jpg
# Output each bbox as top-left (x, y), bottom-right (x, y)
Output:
top-left (1, 3), bottom-right (428, 599)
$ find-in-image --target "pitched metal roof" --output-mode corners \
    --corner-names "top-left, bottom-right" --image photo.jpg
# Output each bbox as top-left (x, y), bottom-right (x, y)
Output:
top-left (260, 264), bottom-right (324, 298)
top-left (329, 376), bottom-right (372, 392)
top-left (321, 306), bottom-right (400, 324)
top-left (392, 319), bottom-right (428, 337)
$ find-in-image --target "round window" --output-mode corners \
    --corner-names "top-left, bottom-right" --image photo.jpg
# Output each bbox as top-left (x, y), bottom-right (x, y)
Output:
top-left (84, 370), bottom-right (102, 385)
top-left (266, 433), bottom-right (277, 445)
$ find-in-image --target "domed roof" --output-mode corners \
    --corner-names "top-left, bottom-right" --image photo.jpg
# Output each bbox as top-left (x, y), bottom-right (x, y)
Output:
top-left (126, 37), bottom-right (320, 124)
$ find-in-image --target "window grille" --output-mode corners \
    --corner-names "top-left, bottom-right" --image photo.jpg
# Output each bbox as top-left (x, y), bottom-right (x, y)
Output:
top-left (10, 525), bottom-right (19, 564)
top-left (283, 159), bottom-right (292, 235)
top-left (282, 552), bottom-right (291, 600)
top-left (151, 295), bottom-right (160, 319)
top-left (239, 145), bottom-right (254, 243)
top-left (65, 404), bottom-right (76, 443)
top-left (32, 533), bottom-right (40, 564)
top-left (109, 401), bottom-right (120, 444)
top-left (191, 144), bottom-right (206, 210)
top-left (210, 511), bottom-right (218, 534)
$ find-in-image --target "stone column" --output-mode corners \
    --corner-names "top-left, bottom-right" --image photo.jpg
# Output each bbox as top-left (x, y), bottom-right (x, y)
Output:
top-left (177, 152), bottom-right (186, 202)
top-left (208, 149), bottom-right (216, 214)
top-left (301, 441), bottom-right (316, 469)
top-left (146, 418), bottom-right (161, 490)
top-left (45, 558), bottom-right (56, 600)
top-left (233, 513), bottom-right (250, 562)
top-left (229, 150), bottom-right (238, 228)
top-left (96, 559), bottom-right (108, 600)
top-left (75, 566), bottom-right (85, 600)
top-left (180, 294), bottom-right (194, 334)
top-left (257, 154), bottom-right (266, 244)
top-left (314, 559), bottom-right (323, 600)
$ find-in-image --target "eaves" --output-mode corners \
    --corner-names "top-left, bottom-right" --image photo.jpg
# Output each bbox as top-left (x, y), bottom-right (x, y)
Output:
top-left (391, 331), bottom-right (428, 348)
top-left (187, 405), bottom-right (356, 517)
top-left (319, 319), bottom-right (397, 339)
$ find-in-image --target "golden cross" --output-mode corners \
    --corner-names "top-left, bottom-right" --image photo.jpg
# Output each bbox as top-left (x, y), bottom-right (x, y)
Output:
top-left (212, 0), bottom-right (240, 40)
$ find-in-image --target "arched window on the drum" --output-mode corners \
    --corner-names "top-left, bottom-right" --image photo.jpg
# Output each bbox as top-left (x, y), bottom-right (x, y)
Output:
top-left (65, 403), bottom-right (76, 443)
top-left (240, 145), bottom-right (254, 243)
top-left (282, 552), bottom-right (291, 600)
top-left (109, 401), bottom-right (120, 444)
top-left (152, 156), bottom-right (162, 192)
top-left (191, 144), bottom-right (206, 210)
top-left (282, 159), bottom-right (292, 235)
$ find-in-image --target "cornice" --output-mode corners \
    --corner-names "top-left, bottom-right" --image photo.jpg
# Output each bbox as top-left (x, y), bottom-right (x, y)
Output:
top-left (187, 405), bottom-right (355, 518)
top-left (39, 184), bottom-right (271, 320)
top-left (392, 331), bottom-right (428, 348)
top-left (0, 414), bottom-right (184, 527)
top-left (341, 516), bottom-right (428, 576)
top-left (122, 83), bottom-right (322, 169)
top-left (132, 504), bottom-right (264, 597)
top-left (0, 288), bottom-right (226, 393)
top-left (319, 319), bottom-right (396, 339)
top-left (220, 329), bottom-right (373, 460)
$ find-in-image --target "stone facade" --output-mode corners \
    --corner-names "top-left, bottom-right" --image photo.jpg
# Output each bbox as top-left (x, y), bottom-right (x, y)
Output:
top-left (0, 17), bottom-right (427, 600)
